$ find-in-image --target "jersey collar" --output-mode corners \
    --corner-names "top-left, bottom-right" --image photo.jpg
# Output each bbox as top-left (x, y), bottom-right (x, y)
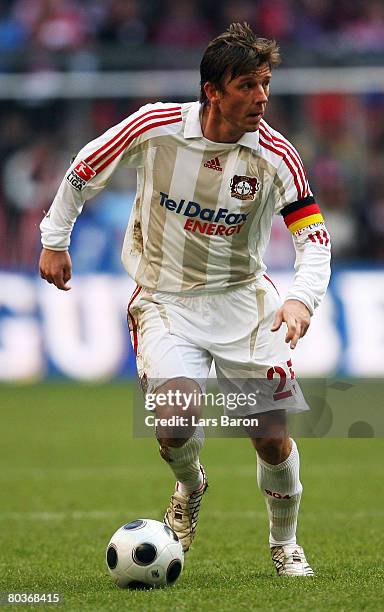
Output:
top-left (184, 101), bottom-right (259, 149)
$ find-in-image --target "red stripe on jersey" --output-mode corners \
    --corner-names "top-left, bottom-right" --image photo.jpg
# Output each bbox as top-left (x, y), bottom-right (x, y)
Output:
top-left (259, 136), bottom-right (302, 200)
top-left (260, 121), bottom-right (309, 194)
top-left (283, 203), bottom-right (321, 227)
top-left (86, 106), bottom-right (181, 166)
top-left (128, 285), bottom-right (141, 309)
top-left (95, 116), bottom-right (182, 174)
top-left (259, 125), bottom-right (307, 199)
top-left (89, 109), bottom-right (181, 170)
top-left (127, 286), bottom-right (142, 354)
top-left (130, 314), bottom-right (138, 354)
top-left (263, 274), bottom-right (280, 295)
top-left (92, 110), bottom-right (182, 170)
top-left (308, 229), bottom-right (330, 247)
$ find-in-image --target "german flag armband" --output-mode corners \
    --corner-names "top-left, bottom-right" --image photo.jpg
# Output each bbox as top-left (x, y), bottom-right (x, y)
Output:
top-left (281, 195), bottom-right (324, 234)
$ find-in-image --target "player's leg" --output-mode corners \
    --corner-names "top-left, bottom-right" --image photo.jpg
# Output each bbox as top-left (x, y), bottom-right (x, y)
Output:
top-left (251, 415), bottom-right (300, 550)
top-left (212, 277), bottom-right (313, 575)
top-left (237, 408), bottom-right (303, 548)
top-left (243, 411), bottom-right (312, 575)
top-left (128, 288), bottom-right (211, 551)
top-left (155, 376), bottom-right (209, 551)
top-left (156, 376), bottom-right (206, 494)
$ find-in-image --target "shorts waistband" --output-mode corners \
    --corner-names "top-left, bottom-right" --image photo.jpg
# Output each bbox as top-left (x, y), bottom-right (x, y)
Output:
top-left (141, 274), bottom-right (268, 299)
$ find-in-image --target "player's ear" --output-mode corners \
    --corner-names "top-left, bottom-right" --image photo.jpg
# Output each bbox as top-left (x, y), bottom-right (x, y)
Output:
top-left (204, 81), bottom-right (221, 105)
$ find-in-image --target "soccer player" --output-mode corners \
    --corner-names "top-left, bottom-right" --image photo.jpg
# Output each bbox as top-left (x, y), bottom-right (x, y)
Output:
top-left (39, 23), bottom-right (331, 577)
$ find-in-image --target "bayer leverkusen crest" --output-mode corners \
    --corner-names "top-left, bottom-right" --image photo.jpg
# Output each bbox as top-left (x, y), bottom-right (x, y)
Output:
top-left (230, 175), bottom-right (260, 200)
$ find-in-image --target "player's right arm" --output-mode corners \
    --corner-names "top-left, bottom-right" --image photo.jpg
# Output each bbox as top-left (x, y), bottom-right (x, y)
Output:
top-left (39, 103), bottom-right (182, 290)
top-left (39, 114), bottom-right (142, 291)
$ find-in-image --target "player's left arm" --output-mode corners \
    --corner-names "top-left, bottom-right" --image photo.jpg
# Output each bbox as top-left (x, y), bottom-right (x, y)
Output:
top-left (272, 153), bottom-right (331, 348)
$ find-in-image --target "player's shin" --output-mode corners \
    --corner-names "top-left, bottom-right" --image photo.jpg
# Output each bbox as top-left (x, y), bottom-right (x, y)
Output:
top-left (256, 438), bottom-right (302, 546)
top-left (159, 426), bottom-right (205, 494)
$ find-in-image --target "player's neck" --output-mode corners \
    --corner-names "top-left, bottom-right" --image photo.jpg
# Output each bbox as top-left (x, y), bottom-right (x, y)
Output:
top-left (201, 104), bottom-right (244, 144)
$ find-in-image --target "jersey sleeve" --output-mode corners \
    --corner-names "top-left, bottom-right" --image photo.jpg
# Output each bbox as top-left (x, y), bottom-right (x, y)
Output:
top-left (273, 147), bottom-right (331, 314)
top-left (40, 103), bottom-right (182, 250)
top-left (285, 225), bottom-right (331, 314)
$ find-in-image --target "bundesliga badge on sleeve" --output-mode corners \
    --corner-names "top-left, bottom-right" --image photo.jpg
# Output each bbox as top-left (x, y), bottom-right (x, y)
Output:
top-left (66, 160), bottom-right (96, 191)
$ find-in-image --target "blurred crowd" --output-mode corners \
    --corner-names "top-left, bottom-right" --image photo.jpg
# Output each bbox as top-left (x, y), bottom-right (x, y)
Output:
top-left (1, 0), bottom-right (384, 71)
top-left (0, 0), bottom-right (384, 271)
top-left (1, 91), bottom-right (383, 272)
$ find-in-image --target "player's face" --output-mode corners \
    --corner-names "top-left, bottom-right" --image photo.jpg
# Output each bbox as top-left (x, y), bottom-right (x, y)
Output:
top-left (217, 63), bottom-right (271, 134)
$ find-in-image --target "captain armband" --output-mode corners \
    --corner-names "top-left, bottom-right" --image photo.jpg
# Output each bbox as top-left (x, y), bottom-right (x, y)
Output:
top-left (280, 195), bottom-right (324, 234)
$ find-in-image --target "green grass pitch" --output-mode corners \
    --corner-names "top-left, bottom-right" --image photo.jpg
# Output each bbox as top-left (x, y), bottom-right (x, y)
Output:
top-left (0, 383), bottom-right (383, 611)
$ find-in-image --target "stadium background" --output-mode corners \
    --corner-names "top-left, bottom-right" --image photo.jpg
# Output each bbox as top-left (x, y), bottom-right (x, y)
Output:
top-left (1, 2), bottom-right (383, 610)
top-left (1, 0), bottom-right (384, 381)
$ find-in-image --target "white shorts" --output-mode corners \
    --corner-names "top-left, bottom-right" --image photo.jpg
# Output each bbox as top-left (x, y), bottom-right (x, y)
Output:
top-left (128, 276), bottom-right (308, 415)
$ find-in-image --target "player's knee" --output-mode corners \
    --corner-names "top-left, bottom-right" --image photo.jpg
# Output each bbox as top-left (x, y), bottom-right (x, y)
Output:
top-left (158, 436), bottom-right (190, 450)
top-left (154, 376), bottom-right (203, 442)
top-left (254, 436), bottom-right (288, 464)
top-left (155, 377), bottom-right (202, 417)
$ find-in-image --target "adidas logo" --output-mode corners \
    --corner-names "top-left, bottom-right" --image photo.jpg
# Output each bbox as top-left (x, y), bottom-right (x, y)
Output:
top-left (204, 157), bottom-right (222, 171)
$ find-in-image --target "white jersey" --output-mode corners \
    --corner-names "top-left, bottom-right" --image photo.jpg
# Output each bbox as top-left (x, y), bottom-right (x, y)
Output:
top-left (40, 101), bottom-right (331, 312)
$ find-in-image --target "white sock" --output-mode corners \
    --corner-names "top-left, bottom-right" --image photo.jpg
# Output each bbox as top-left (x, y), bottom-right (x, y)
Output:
top-left (159, 426), bottom-right (204, 494)
top-left (257, 438), bottom-right (302, 547)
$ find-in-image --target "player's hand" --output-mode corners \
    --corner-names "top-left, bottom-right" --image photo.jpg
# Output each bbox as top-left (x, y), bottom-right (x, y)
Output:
top-left (39, 248), bottom-right (72, 291)
top-left (271, 299), bottom-right (310, 349)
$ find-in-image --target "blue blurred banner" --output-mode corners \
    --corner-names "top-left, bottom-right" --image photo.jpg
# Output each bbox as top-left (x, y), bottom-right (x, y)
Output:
top-left (0, 269), bottom-right (383, 381)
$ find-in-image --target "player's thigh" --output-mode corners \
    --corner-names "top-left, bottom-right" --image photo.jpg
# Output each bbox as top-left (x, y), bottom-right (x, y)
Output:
top-left (213, 277), bottom-right (308, 415)
top-left (128, 287), bottom-right (212, 393)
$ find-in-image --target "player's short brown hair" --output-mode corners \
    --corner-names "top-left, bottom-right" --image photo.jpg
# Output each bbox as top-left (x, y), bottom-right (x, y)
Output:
top-left (200, 22), bottom-right (281, 105)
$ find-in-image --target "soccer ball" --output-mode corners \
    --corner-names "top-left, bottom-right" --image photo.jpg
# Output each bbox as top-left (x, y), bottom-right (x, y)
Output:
top-left (106, 518), bottom-right (184, 588)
